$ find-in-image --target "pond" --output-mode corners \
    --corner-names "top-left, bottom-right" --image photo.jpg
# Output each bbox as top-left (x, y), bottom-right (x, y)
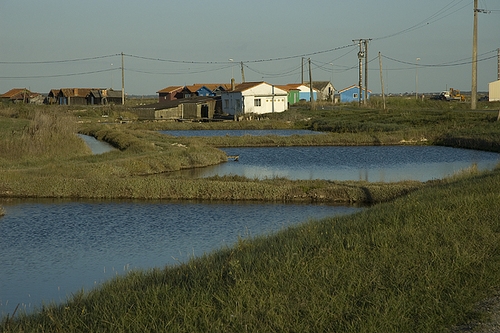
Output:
top-left (167, 146), bottom-right (500, 182)
top-left (0, 200), bottom-right (360, 316)
top-left (159, 129), bottom-right (322, 137)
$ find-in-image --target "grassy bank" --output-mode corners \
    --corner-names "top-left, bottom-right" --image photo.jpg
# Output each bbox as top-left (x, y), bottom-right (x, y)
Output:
top-left (0, 107), bottom-right (433, 203)
top-left (1, 102), bottom-right (500, 331)
top-left (2, 168), bottom-right (500, 332)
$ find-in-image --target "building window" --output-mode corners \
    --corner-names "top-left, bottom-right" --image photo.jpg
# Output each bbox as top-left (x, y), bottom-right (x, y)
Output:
top-left (353, 93), bottom-right (358, 99)
top-left (225, 99), bottom-right (229, 108)
top-left (236, 100), bottom-right (241, 110)
top-left (254, 98), bottom-right (261, 107)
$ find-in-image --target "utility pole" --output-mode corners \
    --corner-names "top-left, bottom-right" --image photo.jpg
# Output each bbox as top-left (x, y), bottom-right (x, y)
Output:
top-left (363, 39), bottom-right (371, 106)
top-left (240, 61), bottom-right (246, 83)
top-left (471, 0), bottom-right (478, 110)
top-left (308, 58), bottom-right (315, 110)
top-left (121, 52), bottom-right (125, 105)
top-left (497, 48), bottom-right (500, 80)
top-left (301, 57), bottom-right (305, 84)
top-left (415, 57), bottom-right (420, 100)
top-left (353, 40), bottom-right (365, 106)
top-left (379, 52), bottom-right (386, 111)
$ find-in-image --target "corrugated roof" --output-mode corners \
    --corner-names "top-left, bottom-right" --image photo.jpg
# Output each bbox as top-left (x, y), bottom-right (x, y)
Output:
top-left (59, 88), bottom-right (94, 97)
top-left (307, 81), bottom-right (333, 90)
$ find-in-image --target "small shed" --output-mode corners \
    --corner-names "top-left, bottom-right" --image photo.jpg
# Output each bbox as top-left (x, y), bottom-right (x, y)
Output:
top-left (285, 83), bottom-right (318, 102)
top-left (88, 89), bottom-right (122, 105)
top-left (308, 81), bottom-right (335, 101)
top-left (338, 85), bottom-right (371, 103)
top-left (58, 88), bottom-right (93, 105)
top-left (46, 89), bottom-right (60, 104)
top-left (133, 96), bottom-right (217, 120)
top-left (276, 85), bottom-right (300, 105)
top-left (182, 84), bottom-right (216, 98)
top-left (489, 80), bottom-right (500, 101)
top-left (157, 86), bottom-right (184, 103)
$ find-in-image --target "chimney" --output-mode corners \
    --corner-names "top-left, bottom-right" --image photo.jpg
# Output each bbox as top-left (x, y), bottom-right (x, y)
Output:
top-left (231, 78), bottom-right (235, 91)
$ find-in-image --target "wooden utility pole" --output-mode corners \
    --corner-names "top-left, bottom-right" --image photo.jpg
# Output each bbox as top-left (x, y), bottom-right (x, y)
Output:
top-left (240, 61), bottom-right (246, 83)
top-left (301, 57), bottom-right (305, 84)
top-left (353, 40), bottom-right (365, 106)
top-left (379, 52), bottom-right (386, 111)
top-left (121, 52), bottom-right (125, 105)
top-left (308, 58), bottom-right (315, 110)
top-left (471, 0), bottom-right (478, 110)
top-left (363, 39), bottom-right (371, 106)
top-left (497, 48), bottom-right (500, 80)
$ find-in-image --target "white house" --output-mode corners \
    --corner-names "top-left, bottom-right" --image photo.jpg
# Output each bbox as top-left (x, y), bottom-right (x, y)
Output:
top-left (221, 82), bottom-right (288, 115)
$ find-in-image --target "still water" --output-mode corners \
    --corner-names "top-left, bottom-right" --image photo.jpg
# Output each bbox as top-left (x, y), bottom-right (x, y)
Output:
top-left (159, 129), bottom-right (322, 137)
top-left (169, 146), bottom-right (500, 182)
top-left (77, 134), bottom-right (116, 154)
top-left (0, 200), bottom-right (359, 316)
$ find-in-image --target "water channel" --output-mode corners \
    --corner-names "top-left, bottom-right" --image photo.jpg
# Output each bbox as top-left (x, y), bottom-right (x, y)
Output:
top-left (0, 200), bottom-right (359, 316)
top-left (2, 131), bottom-right (499, 317)
top-left (168, 146), bottom-right (500, 182)
top-left (159, 130), bottom-right (500, 182)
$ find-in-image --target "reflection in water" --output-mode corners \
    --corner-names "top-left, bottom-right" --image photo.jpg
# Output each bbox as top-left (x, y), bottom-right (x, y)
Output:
top-left (0, 200), bottom-right (360, 316)
top-left (166, 146), bottom-right (500, 182)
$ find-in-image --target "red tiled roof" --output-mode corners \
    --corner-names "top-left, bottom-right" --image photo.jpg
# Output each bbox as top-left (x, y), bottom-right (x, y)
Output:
top-left (231, 81), bottom-right (265, 92)
top-left (0, 88), bottom-right (31, 99)
top-left (157, 86), bottom-right (184, 94)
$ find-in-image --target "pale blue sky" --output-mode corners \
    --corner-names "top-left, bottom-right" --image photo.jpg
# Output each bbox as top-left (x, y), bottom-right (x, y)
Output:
top-left (0, 0), bottom-right (498, 96)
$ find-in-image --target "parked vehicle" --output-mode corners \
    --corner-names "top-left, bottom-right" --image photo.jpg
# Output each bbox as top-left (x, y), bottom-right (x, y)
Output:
top-left (439, 88), bottom-right (466, 101)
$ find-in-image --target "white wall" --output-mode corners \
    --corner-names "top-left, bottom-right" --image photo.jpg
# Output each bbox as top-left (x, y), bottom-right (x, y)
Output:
top-left (489, 80), bottom-right (500, 101)
top-left (222, 83), bottom-right (288, 115)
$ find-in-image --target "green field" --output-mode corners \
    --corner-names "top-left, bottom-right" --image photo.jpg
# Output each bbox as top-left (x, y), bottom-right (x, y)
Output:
top-left (1, 98), bottom-right (500, 332)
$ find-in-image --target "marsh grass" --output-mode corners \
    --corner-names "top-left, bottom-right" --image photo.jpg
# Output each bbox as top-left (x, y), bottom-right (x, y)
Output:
top-left (2, 104), bottom-right (500, 331)
top-left (3, 169), bottom-right (500, 332)
top-left (0, 109), bottom-right (89, 165)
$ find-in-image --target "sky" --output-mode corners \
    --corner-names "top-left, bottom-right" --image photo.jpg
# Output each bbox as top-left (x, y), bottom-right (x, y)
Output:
top-left (0, 0), bottom-right (499, 96)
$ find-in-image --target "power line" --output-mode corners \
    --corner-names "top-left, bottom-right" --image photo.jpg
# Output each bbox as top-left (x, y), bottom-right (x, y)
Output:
top-left (0, 54), bottom-right (119, 65)
top-left (373, 0), bottom-right (469, 41)
top-left (0, 68), bottom-right (117, 79)
top-left (381, 50), bottom-right (497, 67)
top-left (124, 44), bottom-right (358, 65)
